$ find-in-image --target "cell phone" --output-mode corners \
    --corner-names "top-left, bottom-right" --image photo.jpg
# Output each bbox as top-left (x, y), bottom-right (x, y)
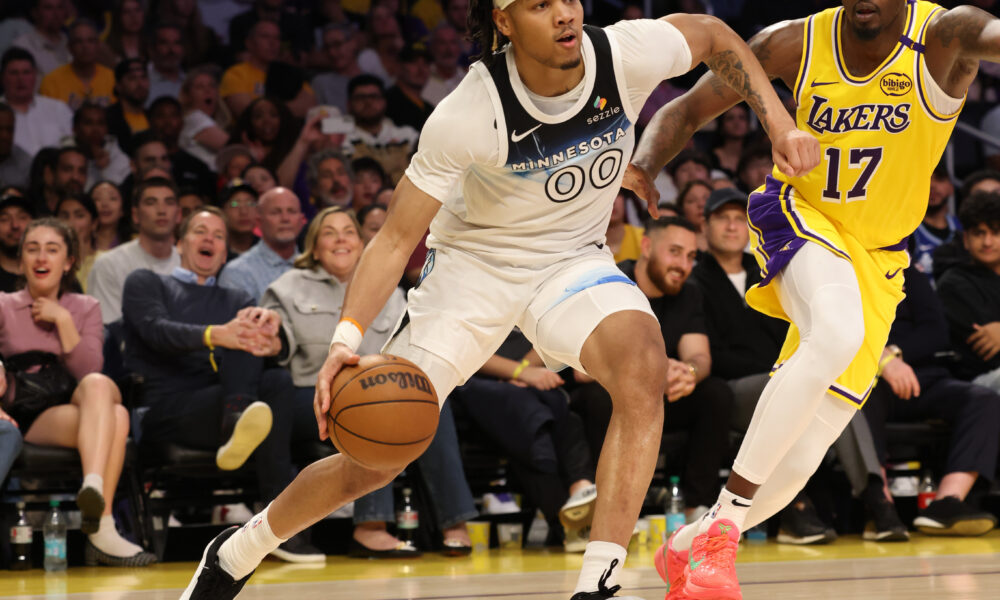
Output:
top-left (322, 115), bottom-right (353, 135)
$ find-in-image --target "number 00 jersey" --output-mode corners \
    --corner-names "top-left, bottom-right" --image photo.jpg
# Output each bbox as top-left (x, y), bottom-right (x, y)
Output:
top-left (775, 0), bottom-right (964, 250)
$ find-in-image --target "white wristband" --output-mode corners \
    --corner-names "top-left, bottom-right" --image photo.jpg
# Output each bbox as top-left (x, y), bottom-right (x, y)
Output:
top-left (330, 320), bottom-right (364, 353)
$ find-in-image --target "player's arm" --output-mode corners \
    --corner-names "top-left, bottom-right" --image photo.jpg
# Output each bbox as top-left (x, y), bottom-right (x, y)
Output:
top-left (926, 6), bottom-right (1000, 98)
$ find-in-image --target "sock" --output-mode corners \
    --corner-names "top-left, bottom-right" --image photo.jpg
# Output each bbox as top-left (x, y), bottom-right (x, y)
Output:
top-left (671, 522), bottom-right (701, 553)
top-left (82, 473), bottom-right (104, 494)
top-left (573, 541), bottom-right (627, 595)
top-left (218, 504), bottom-right (287, 580)
top-left (88, 515), bottom-right (143, 557)
top-left (700, 488), bottom-right (754, 534)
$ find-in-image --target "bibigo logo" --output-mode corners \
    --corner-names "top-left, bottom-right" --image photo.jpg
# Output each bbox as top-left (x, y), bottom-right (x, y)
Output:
top-left (879, 73), bottom-right (912, 97)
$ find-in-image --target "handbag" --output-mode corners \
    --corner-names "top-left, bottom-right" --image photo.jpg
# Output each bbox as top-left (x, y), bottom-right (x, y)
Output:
top-left (3, 351), bottom-right (77, 419)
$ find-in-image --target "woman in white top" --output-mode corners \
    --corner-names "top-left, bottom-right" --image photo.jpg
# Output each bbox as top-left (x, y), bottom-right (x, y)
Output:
top-left (179, 65), bottom-right (231, 171)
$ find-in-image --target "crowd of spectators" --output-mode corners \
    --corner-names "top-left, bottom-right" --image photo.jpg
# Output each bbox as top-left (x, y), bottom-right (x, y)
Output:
top-left (2, 0), bottom-right (1000, 569)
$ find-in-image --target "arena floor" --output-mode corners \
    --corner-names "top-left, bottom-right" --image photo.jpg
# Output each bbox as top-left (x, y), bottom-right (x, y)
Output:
top-left (3, 533), bottom-right (999, 599)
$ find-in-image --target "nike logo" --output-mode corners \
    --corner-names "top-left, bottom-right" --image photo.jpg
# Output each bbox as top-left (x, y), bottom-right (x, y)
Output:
top-left (690, 556), bottom-right (705, 571)
top-left (511, 124), bottom-right (542, 142)
top-left (810, 79), bottom-right (837, 87)
top-left (885, 268), bottom-right (903, 280)
top-left (731, 498), bottom-right (752, 508)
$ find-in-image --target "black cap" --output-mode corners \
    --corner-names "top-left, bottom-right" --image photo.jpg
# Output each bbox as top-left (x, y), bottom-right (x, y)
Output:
top-left (114, 57), bottom-right (146, 81)
top-left (399, 41), bottom-right (431, 63)
top-left (703, 187), bottom-right (747, 219)
top-left (0, 193), bottom-right (35, 217)
top-left (218, 178), bottom-right (257, 206)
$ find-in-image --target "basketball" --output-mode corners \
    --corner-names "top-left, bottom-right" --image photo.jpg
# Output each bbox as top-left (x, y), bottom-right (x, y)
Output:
top-left (327, 354), bottom-right (439, 470)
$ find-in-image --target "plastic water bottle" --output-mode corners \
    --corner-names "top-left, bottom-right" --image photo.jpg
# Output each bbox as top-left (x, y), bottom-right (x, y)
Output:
top-left (917, 471), bottom-right (936, 510)
top-left (10, 502), bottom-right (32, 570)
top-left (666, 476), bottom-right (685, 534)
top-left (43, 501), bottom-right (67, 572)
top-left (396, 487), bottom-right (419, 544)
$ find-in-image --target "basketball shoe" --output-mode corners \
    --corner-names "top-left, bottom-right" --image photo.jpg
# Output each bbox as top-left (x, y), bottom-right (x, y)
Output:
top-left (683, 519), bottom-right (741, 600)
top-left (654, 529), bottom-right (690, 600)
top-left (180, 527), bottom-right (254, 600)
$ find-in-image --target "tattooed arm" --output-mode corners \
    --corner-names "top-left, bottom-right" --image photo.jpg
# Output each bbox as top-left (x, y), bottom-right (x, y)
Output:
top-left (926, 5), bottom-right (1000, 99)
top-left (627, 18), bottom-right (812, 209)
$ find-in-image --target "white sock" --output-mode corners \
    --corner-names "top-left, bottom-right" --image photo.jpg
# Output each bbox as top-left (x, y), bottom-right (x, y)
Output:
top-left (218, 504), bottom-right (287, 580)
top-left (88, 515), bottom-right (143, 557)
top-left (671, 522), bottom-right (701, 553)
top-left (700, 488), bottom-right (754, 534)
top-left (573, 541), bottom-right (627, 595)
top-left (82, 473), bottom-right (104, 494)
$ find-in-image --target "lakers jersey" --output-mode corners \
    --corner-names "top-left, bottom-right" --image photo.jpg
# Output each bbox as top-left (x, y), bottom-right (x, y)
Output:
top-left (776, 0), bottom-right (963, 250)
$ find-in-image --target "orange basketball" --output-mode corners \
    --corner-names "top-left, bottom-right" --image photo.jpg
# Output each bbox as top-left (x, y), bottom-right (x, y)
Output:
top-left (327, 354), bottom-right (439, 470)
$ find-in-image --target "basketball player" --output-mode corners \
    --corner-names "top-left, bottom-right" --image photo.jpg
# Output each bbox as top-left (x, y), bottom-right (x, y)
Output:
top-left (625, 1), bottom-right (1000, 598)
top-left (180, 1), bottom-right (819, 598)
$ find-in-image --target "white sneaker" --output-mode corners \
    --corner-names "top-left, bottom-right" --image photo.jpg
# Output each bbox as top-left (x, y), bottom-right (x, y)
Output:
top-left (560, 484), bottom-right (597, 530)
top-left (483, 492), bottom-right (521, 514)
top-left (212, 503), bottom-right (255, 525)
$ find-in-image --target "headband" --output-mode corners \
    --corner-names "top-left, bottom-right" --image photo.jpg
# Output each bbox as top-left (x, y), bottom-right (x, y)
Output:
top-left (494, 0), bottom-right (516, 9)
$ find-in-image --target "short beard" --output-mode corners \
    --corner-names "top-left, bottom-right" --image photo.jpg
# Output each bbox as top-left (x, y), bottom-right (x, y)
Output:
top-left (559, 57), bottom-right (582, 71)
top-left (851, 24), bottom-right (882, 40)
top-left (0, 242), bottom-right (18, 259)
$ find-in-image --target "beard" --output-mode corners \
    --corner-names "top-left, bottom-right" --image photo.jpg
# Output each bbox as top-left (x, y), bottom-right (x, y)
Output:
top-left (851, 22), bottom-right (882, 40)
top-left (0, 240), bottom-right (18, 259)
top-left (645, 255), bottom-right (685, 296)
top-left (559, 56), bottom-right (582, 71)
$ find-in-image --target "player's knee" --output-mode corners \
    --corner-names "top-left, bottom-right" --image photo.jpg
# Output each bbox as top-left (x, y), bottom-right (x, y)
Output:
top-left (809, 292), bottom-right (864, 371)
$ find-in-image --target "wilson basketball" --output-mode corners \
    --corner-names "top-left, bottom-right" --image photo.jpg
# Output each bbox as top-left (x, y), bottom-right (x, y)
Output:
top-left (327, 354), bottom-right (439, 470)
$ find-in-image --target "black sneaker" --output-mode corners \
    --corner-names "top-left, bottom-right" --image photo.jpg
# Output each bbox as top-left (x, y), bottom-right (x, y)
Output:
top-left (180, 526), bottom-right (255, 600)
top-left (914, 496), bottom-right (998, 536)
top-left (862, 484), bottom-right (909, 542)
top-left (269, 531), bottom-right (325, 563)
top-left (776, 496), bottom-right (836, 545)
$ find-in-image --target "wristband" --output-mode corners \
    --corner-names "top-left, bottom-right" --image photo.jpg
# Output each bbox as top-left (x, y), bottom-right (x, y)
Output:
top-left (331, 319), bottom-right (364, 353)
top-left (204, 326), bottom-right (218, 372)
top-left (877, 346), bottom-right (902, 376)
top-left (511, 359), bottom-right (530, 380)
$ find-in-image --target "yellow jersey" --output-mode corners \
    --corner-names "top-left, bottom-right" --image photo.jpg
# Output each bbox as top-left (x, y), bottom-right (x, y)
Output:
top-left (39, 63), bottom-right (116, 111)
top-left (776, 0), bottom-right (963, 250)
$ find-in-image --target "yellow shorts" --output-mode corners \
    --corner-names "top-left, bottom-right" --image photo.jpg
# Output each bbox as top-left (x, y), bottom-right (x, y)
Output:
top-left (745, 177), bottom-right (909, 408)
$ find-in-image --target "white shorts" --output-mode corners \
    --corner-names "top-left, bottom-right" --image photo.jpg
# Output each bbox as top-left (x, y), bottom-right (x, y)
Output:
top-left (382, 244), bottom-right (654, 405)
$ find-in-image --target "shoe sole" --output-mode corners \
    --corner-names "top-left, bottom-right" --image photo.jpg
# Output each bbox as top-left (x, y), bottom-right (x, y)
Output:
top-left (76, 486), bottom-right (105, 535)
top-left (862, 529), bottom-right (910, 542)
top-left (268, 547), bottom-right (326, 563)
top-left (914, 517), bottom-right (996, 537)
top-left (217, 403), bottom-right (273, 471)
top-left (559, 493), bottom-right (597, 530)
top-left (84, 540), bottom-right (157, 567)
top-left (776, 531), bottom-right (833, 545)
top-left (684, 579), bottom-right (742, 600)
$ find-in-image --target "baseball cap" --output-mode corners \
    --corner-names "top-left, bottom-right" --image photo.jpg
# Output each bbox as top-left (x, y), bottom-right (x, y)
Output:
top-left (0, 193), bottom-right (35, 217)
top-left (399, 41), bottom-right (431, 63)
top-left (218, 178), bottom-right (257, 206)
top-left (703, 187), bottom-right (747, 219)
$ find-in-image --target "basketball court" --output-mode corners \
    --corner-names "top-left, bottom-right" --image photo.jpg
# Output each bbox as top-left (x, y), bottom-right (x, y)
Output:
top-left (4, 533), bottom-right (998, 599)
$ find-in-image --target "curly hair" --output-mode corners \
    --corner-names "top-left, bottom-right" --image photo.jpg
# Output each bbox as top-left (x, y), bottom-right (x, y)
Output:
top-left (468, 0), bottom-right (508, 67)
top-left (958, 191), bottom-right (1000, 232)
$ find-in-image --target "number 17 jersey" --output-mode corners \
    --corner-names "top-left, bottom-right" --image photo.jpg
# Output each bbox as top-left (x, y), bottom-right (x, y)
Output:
top-left (777, 0), bottom-right (964, 250)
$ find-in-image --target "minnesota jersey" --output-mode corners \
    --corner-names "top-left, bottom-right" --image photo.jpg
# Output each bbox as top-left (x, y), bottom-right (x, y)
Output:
top-left (776, 0), bottom-right (964, 250)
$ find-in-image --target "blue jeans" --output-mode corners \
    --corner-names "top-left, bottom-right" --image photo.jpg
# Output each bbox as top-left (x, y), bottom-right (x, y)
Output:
top-left (0, 419), bottom-right (24, 484)
top-left (294, 387), bottom-right (478, 529)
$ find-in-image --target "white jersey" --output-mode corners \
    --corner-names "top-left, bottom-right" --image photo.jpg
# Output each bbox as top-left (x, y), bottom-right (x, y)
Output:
top-left (405, 19), bottom-right (693, 267)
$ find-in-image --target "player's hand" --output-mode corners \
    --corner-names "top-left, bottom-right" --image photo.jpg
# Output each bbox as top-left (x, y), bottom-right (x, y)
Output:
top-left (665, 359), bottom-right (695, 402)
top-left (771, 128), bottom-right (821, 178)
top-left (621, 163), bottom-right (660, 218)
top-left (968, 323), bottom-right (1000, 361)
top-left (516, 366), bottom-right (564, 390)
top-left (880, 358), bottom-right (921, 400)
top-left (313, 343), bottom-right (361, 441)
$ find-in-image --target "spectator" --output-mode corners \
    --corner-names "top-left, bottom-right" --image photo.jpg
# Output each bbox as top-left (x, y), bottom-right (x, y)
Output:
top-left (932, 170), bottom-right (1000, 281)
top-left (358, 1), bottom-right (405, 86)
top-left (960, 168), bottom-right (1000, 200)
top-left (39, 20), bottom-right (116, 111)
top-left (357, 202), bottom-right (386, 244)
top-left (146, 24), bottom-right (186, 107)
top-left (73, 102), bottom-right (131, 188)
top-left (710, 104), bottom-right (751, 177)
top-left (0, 193), bottom-right (33, 292)
top-left (11, 0), bottom-right (70, 78)
top-left (220, 21), bottom-right (315, 119)
top-left (736, 144), bottom-right (774, 194)
top-left (0, 103), bottom-right (31, 188)
top-left (242, 164), bottom-right (278, 195)
top-left (88, 177), bottom-right (181, 324)
top-left (147, 96), bottom-right (216, 196)
top-left (655, 149), bottom-right (713, 206)
top-left (216, 144), bottom-right (256, 186)
top-left (677, 179), bottom-right (712, 252)
top-left (913, 166), bottom-right (961, 277)
top-left (177, 187), bottom-right (207, 220)
top-left (981, 102), bottom-right (1000, 172)
top-left (422, 24), bottom-right (466, 106)
top-left (0, 217), bottom-right (156, 566)
top-left (90, 181), bottom-right (131, 251)
top-left (228, 96), bottom-right (299, 174)
top-left (179, 66), bottom-right (230, 171)
top-left (606, 190), bottom-right (644, 262)
top-left (312, 23), bottom-right (363, 113)
top-left (350, 156), bottom-right (386, 211)
top-left (219, 187), bottom-right (302, 301)
top-left (305, 148), bottom-right (353, 213)
top-left (276, 110), bottom-right (349, 210)
top-left (374, 186), bottom-right (393, 206)
top-left (441, 0), bottom-right (473, 66)
top-left (229, 0), bottom-right (312, 61)
top-left (864, 265), bottom-right (999, 537)
top-left (571, 217), bottom-right (734, 517)
top-left (261, 206), bottom-right (476, 556)
top-left (0, 48), bottom-right (73, 156)
top-left (55, 192), bottom-right (100, 291)
top-left (342, 74), bottom-right (418, 183)
top-left (26, 148), bottom-right (58, 216)
top-left (385, 42), bottom-right (435, 132)
top-left (937, 191), bottom-right (1000, 387)
top-left (118, 131), bottom-right (173, 204)
top-left (122, 206), bottom-right (322, 561)
top-left (106, 58), bottom-right (150, 156)
top-left (156, 0), bottom-right (220, 68)
top-left (45, 146), bottom-right (88, 214)
top-left (98, 0), bottom-right (146, 67)
top-left (218, 179), bottom-right (260, 257)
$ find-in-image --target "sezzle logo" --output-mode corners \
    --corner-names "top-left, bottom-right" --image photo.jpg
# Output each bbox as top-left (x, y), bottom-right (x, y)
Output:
top-left (879, 72), bottom-right (912, 97)
top-left (593, 95), bottom-right (607, 110)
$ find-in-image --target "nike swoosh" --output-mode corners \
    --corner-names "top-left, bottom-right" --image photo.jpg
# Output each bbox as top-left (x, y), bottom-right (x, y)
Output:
top-left (810, 79), bottom-right (837, 87)
top-left (731, 498), bottom-right (752, 508)
top-left (511, 124), bottom-right (542, 142)
top-left (690, 557), bottom-right (705, 570)
top-left (885, 268), bottom-right (903, 280)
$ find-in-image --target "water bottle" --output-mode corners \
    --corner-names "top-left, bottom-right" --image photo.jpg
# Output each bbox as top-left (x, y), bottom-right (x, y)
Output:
top-left (917, 471), bottom-right (936, 510)
top-left (43, 501), bottom-right (67, 572)
top-left (396, 487), bottom-right (419, 544)
top-left (10, 502), bottom-right (32, 570)
top-left (666, 476), bottom-right (685, 534)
